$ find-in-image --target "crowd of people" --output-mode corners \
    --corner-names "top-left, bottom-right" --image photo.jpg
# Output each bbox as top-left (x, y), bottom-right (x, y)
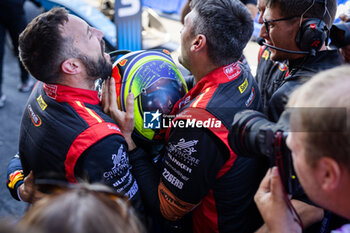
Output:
top-left (2, 0), bottom-right (350, 232)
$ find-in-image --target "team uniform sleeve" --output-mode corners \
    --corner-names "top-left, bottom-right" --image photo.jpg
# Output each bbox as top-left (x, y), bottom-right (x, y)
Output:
top-left (75, 134), bottom-right (142, 205)
top-left (129, 126), bottom-right (229, 221)
top-left (6, 153), bottom-right (24, 201)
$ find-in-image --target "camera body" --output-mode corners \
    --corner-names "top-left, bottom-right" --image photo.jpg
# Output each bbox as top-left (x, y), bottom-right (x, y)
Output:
top-left (229, 110), bottom-right (298, 194)
top-left (330, 22), bottom-right (350, 48)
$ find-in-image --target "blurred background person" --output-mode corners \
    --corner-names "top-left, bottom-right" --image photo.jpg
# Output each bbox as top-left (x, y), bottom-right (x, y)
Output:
top-left (0, 0), bottom-right (34, 108)
top-left (180, 0), bottom-right (258, 24)
top-left (17, 183), bottom-right (145, 233)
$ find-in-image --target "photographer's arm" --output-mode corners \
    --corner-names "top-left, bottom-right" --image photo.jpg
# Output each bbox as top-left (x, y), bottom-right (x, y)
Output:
top-left (254, 167), bottom-right (302, 233)
top-left (255, 200), bottom-right (323, 233)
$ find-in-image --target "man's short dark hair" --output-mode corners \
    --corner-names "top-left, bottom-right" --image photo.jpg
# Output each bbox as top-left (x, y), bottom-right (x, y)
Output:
top-left (191, 0), bottom-right (253, 66)
top-left (19, 7), bottom-right (69, 83)
top-left (266, 0), bottom-right (337, 27)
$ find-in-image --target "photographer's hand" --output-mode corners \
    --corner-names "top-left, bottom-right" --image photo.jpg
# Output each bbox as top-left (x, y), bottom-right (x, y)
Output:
top-left (102, 77), bottom-right (136, 151)
top-left (254, 167), bottom-right (302, 233)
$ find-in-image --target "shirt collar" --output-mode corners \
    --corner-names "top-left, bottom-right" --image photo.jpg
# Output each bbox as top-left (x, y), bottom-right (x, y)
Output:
top-left (43, 83), bottom-right (100, 105)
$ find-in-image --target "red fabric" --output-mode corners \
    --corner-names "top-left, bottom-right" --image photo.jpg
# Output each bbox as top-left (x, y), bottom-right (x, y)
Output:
top-left (65, 122), bottom-right (123, 182)
top-left (43, 83), bottom-right (100, 105)
top-left (192, 190), bottom-right (219, 233)
top-left (68, 101), bottom-right (103, 127)
top-left (258, 45), bottom-right (267, 63)
top-left (169, 62), bottom-right (241, 116)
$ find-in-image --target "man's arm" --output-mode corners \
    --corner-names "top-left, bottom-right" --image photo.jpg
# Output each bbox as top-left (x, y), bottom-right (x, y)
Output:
top-left (75, 134), bottom-right (143, 201)
top-left (130, 126), bottom-right (227, 220)
top-left (255, 200), bottom-right (324, 233)
top-left (6, 154), bottom-right (24, 201)
top-left (7, 154), bottom-right (45, 203)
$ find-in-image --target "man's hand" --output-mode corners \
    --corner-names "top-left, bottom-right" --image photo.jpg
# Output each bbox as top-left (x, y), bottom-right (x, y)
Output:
top-left (101, 77), bottom-right (136, 150)
top-left (254, 167), bottom-right (302, 233)
top-left (18, 171), bottom-right (45, 203)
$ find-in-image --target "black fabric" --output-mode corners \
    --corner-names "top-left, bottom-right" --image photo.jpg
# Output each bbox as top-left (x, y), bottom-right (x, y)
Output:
top-left (255, 46), bottom-right (289, 117)
top-left (267, 49), bottom-right (342, 122)
top-left (17, 82), bottom-right (143, 211)
top-left (162, 127), bottom-right (227, 204)
top-left (215, 156), bottom-right (267, 233)
top-left (207, 66), bottom-right (262, 129)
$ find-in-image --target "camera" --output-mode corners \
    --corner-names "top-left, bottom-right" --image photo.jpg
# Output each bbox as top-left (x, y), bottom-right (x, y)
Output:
top-left (330, 22), bottom-right (350, 48)
top-left (228, 109), bottom-right (298, 194)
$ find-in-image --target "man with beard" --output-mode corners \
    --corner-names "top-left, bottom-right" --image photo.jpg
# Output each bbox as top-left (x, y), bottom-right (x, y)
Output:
top-left (6, 8), bottom-right (143, 214)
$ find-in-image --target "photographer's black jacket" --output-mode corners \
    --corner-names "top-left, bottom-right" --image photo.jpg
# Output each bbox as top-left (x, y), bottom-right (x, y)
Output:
top-left (267, 49), bottom-right (342, 122)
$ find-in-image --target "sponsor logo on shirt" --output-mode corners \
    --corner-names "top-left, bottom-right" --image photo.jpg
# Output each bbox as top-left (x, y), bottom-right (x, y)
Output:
top-left (107, 124), bottom-right (121, 132)
top-left (167, 138), bottom-right (200, 166)
top-left (239, 78), bottom-right (249, 94)
top-left (103, 145), bottom-right (130, 180)
top-left (36, 95), bottom-right (47, 111)
top-left (262, 49), bottom-right (270, 61)
top-left (162, 168), bottom-right (184, 189)
top-left (223, 63), bottom-right (241, 80)
top-left (44, 84), bottom-right (58, 100)
top-left (278, 62), bottom-right (288, 72)
top-left (27, 104), bottom-right (42, 127)
top-left (245, 87), bottom-right (256, 107)
top-left (164, 159), bottom-right (190, 181)
top-left (167, 154), bottom-right (192, 174)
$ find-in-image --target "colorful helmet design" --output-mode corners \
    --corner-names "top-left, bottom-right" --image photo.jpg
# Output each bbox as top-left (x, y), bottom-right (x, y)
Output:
top-left (112, 49), bottom-right (188, 142)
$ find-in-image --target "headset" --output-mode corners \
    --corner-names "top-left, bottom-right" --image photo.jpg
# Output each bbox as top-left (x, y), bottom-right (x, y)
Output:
top-left (258, 0), bottom-right (330, 56)
top-left (295, 0), bottom-right (329, 55)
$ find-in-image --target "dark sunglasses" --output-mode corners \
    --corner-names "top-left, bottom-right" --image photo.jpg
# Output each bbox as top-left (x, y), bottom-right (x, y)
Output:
top-left (263, 16), bottom-right (299, 34)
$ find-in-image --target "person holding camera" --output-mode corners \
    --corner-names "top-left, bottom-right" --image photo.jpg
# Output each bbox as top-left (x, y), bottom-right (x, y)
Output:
top-left (104, 0), bottom-right (264, 232)
top-left (255, 65), bottom-right (350, 233)
top-left (231, 0), bottom-right (345, 232)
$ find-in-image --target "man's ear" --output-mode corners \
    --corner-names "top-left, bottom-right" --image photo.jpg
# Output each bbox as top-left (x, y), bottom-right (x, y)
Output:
top-left (316, 157), bottom-right (342, 191)
top-left (61, 58), bottom-right (81, 75)
top-left (190, 34), bottom-right (206, 52)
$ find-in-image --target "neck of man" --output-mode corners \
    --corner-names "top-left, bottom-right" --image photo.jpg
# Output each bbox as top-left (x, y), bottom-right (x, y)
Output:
top-left (192, 58), bottom-right (219, 84)
top-left (57, 73), bottom-right (97, 90)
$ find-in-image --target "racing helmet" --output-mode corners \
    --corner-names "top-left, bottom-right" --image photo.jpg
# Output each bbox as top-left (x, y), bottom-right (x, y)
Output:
top-left (112, 49), bottom-right (188, 142)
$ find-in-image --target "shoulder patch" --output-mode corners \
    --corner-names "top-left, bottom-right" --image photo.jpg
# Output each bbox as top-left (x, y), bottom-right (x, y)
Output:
top-left (238, 78), bottom-right (249, 94)
top-left (37, 95), bottom-right (47, 111)
top-left (27, 104), bottom-right (42, 127)
top-left (262, 50), bottom-right (270, 61)
top-left (278, 62), bottom-right (288, 72)
top-left (44, 84), bottom-right (58, 100)
top-left (245, 87), bottom-right (256, 107)
top-left (223, 63), bottom-right (241, 80)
